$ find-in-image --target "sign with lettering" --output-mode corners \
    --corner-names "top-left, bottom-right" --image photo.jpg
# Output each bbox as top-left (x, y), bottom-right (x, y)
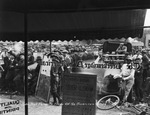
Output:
top-left (35, 55), bottom-right (52, 102)
top-left (62, 73), bottom-right (97, 115)
top-left (77, 61), bottom-right (121, 69)
top-left (0, 100), bottom-right (20, 114)
top-left (76, 60), bottom-right (140, 72)
top-left (40, 56), bottom-right (52, 76)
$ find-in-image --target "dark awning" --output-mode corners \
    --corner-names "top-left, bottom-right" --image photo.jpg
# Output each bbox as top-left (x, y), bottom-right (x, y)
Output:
top-left (0, 9), bottom-right (147, 41)
top-left (0, 0), bottom-right (149, 41)
top-left (0, 0), bottom-right (150, 12)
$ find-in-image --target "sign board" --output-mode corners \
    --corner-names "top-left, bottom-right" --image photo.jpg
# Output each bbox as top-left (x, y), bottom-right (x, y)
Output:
top-left (75, 68), bottom-right (105, 82)
top-left (35, 55), bottom-right (52, 102)
top-left (62, 72), bottom-right (97, 115)
top-left (73, 66), bottom-right (121, 94)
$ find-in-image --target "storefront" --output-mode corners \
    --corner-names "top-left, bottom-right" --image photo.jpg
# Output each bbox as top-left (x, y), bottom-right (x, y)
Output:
top-left (0, 1), bottom-right (150, 115)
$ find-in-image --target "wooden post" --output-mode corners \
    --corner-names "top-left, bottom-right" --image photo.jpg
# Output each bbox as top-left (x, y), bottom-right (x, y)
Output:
top-left (50, 41), bottom-right (51, 53)
top-left (24, 12), bottom-right (28, 115)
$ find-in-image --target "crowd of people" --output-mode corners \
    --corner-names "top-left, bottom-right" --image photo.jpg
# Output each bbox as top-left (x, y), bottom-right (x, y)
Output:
top-left (0, 41), bottom-right (150, 106)
top-left (0, 43), bottom-right (93, 105)
top-left (102, 44), bottom-right (150, 105)
top-left (131, 48), bottom-right (150, 104)
top-left (0, 47), bottom-right (39, 95)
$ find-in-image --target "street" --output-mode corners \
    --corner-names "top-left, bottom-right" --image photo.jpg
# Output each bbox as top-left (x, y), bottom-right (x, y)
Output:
top-left (0, 94), bottom-right (133, 115)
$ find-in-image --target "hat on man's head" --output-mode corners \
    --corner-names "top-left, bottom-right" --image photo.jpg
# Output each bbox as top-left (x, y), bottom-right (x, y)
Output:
top-left (126, 56), bottom-right (132, 60)
top-left (142, 49), bottom-right (146, 53)
top-left (3, 47), bottom-right (8, 50)
top-left (62, 50), bottom-right (68, 53)
top-left (19, 53), bottom-right (24, 56)
top-left (53, 49), bottom-right (58, 52)
top-left (36, 56), bottom-right (42, 61)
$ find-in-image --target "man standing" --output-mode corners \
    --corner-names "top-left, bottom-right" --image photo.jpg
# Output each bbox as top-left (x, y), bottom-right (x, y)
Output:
top-left (134, 58), bottom-right (144, 103)
top-left (28, 56), bottom-right (42, 95)
top-left (141, 50), bottom-right (150, 88)
top-left (62, 50), bottom-right (72, 73)
top-left (5, 54), bottom-right (17, 92)
top-left (132, 50), bottom-right (143, 61)
top-left (114, 56), bottom-right (135, 103)
top-left (28, 51), bottom-right (34, 65)
top-left (13, 54), bottom-right (25, 94)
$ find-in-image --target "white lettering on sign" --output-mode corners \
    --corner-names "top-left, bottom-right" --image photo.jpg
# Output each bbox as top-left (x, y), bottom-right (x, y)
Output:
top-left (77, 61), bottom-right (120, 69)
top-left (77, 61), bottom-right (141, 70)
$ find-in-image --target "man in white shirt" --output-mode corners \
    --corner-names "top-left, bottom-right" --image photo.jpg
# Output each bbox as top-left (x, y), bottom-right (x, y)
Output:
top-left (114, 56), bottom-right (135, 102)
top-left (116, 43), bottom-right (127, 54)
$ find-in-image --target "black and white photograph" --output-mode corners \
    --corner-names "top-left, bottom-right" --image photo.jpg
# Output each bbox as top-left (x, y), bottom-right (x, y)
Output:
top-left (0, 0), bottom-right (150, 115)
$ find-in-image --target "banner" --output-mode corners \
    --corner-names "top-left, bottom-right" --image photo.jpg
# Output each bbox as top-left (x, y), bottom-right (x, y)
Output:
top-left (35, 55), bottom-right (52, 103)
top-left (73, 61), bottom-right (121, 95)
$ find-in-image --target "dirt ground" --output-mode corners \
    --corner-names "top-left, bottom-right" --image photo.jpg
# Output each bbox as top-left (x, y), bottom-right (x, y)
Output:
top-left (0, 94), bottom-right (136, 115)
top-left (0, 60), bottom-right (149, 115)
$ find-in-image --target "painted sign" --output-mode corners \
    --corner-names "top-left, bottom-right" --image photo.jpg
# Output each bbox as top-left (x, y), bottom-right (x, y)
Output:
top-left (62, 73), bottom-right (97, 115)
top-left (35, 55), bottom-right (52, 102)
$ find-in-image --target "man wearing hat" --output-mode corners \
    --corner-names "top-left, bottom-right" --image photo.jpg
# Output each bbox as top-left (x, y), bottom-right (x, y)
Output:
top-left (28, 50), bottom-right (34, 66)
top-left (132, 50), bottom-right (143, 63)
top-left (13, 53), bottom-right (25, 94)
top-left (141, 49), bottom-right (150, 88)
top-left (62, 49), bottom-right (72, 73)
top-left (116, 43), bottom-right (127, 54)
top-left (1, 47), bottom-right (9, 71)
top-left (133, 57), bottom-right (144, 103)
top-left (114, 56), bottom-right (135, 103)
top-left (28, 56), bottom-right (42, 95)
top-left (5, 54), bottom-right (17, 92)
top-left (1, 48), bottom-right (9, 60)
top-left (121, 56), bottom-right (135, 102)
